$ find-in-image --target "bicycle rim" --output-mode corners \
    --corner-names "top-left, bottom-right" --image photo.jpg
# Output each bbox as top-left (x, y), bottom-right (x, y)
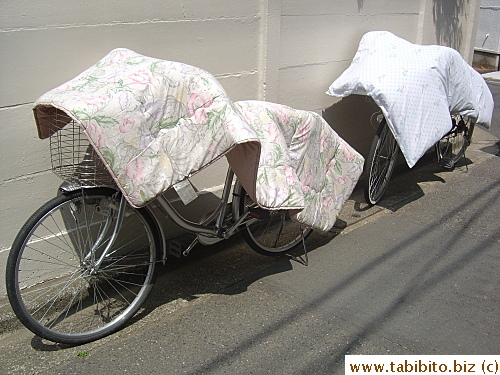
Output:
top-left (436, 115), bottom-right (475, 169)
top-left (6, 188), bottom-right (159, 344)
top-left (364, 118), bottom-right (399, 205)
top-left (237, 185), bottom-right (311, 256)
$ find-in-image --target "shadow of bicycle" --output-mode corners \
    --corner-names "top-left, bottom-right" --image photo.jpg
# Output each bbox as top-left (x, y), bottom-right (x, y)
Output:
top-left (28, 202), bottom-right (341, 352)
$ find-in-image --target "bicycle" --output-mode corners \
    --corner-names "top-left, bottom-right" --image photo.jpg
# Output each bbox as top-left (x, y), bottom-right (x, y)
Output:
top-left (325, 32), bottom-right (491, 207)
top-left (363, 113), bottom-right (475, 205)
top-left (6, 112), bottom-right (312, 345)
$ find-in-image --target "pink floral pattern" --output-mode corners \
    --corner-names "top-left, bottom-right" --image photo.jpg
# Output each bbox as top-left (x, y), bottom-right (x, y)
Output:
top-left (235, 101), bottom-right (364, 231)
top-left (33, 48), bottom-right (364, 231)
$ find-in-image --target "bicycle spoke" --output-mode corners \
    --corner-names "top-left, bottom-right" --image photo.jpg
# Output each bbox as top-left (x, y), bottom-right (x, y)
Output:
top-left (364, 118), bottom-right (399, 205)
top-left (7, 189), bottom-right (158, 344)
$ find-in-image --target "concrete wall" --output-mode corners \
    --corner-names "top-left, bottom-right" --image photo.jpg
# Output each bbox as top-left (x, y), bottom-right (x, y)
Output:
top-left (0, 0), bottom-right (480, 297)
top-left (473, 0), bottom-right (500, 70)
top-left (475, 0), bottom-right (500, 53)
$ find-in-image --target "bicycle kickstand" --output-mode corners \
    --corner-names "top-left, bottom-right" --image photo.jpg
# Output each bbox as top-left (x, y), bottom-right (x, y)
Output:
top-left (286, 229), bottom-right (309, 266)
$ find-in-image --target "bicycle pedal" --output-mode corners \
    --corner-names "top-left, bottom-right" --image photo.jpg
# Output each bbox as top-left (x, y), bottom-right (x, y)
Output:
top-left (248, 207), bottom-right (270, 219)
top-left (439, 157), bottom-right (454, 169)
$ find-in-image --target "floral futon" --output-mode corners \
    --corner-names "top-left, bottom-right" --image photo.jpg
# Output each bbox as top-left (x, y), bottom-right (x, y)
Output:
top-left (33, 48), bottom-right (364, 232)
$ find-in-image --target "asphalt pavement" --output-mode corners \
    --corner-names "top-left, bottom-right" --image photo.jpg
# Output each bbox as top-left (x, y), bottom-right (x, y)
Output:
top-left (0, 75), bottom-right (498, 375)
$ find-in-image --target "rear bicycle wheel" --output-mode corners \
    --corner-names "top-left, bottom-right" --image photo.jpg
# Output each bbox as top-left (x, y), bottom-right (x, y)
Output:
top-left (364, 118), bottom-right (399, 205)
top-left (6, 188), bottom-right (160, 345)
top-left (235, 183), bottom-right (312, 256)
top-left (436, 115), bottom-right (475, 169)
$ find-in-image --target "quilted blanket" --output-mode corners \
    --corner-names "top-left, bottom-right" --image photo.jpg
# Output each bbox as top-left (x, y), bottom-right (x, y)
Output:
top-left (327, 31), bottom-right (494, 168)
top-left (234, 100), bottom-right (364, 231)
top-left (33, 48), bottom-right (363, 232)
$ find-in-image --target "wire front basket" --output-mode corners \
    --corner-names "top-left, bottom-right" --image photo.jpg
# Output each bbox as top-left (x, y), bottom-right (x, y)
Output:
top-left (48, 112), bottom-right (116, 188)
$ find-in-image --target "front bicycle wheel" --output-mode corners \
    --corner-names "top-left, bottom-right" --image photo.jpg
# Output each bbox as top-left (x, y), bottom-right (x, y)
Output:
top-left (235, 184), bottom-right (312, 256)
top-left (364, 118), bottom-right (399, 205)
top-left (6, 188), bottom-right (160, 345)
top-left (436, 115), bottom-right (475, 169)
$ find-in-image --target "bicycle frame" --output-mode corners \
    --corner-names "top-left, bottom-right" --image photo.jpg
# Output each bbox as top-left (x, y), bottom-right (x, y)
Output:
top-left (91, 166), bottom-right (254, 268)
top-left (155, 168), bottom-right (237, 238)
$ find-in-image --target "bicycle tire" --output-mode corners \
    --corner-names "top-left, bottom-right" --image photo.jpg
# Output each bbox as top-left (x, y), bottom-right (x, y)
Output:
top-left (364, 118), bottom-right (400, 205)
top-left (436, 115), bottom-right (475, 169)
top-left (235, 184), bottom-right (312, 256)
top-left (6, 188), bottom-right (161, 345)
